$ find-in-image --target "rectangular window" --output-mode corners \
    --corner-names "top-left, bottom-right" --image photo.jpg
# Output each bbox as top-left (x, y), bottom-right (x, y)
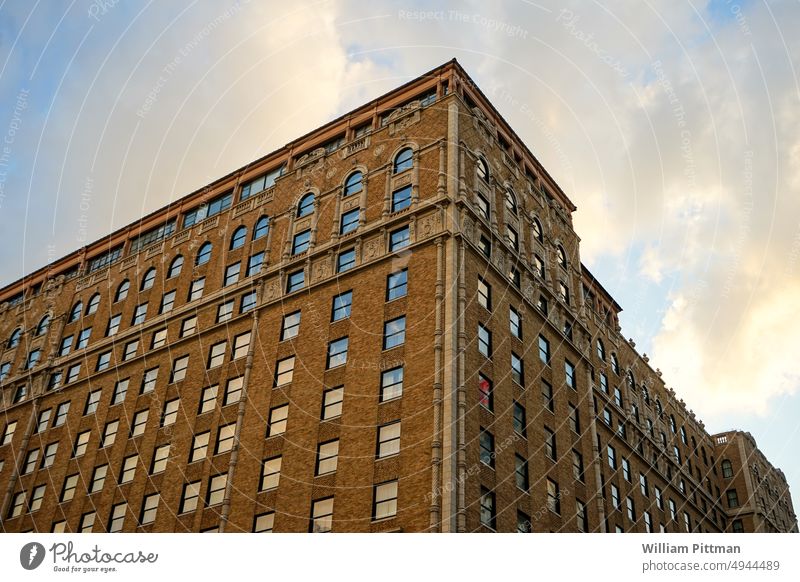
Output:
top-left (599, 372), bottom-right (608, 393)
top-left (247, 252), bottom-right (264, 276)
top-left (275, 356), bottom-right (295, 387)
top-left (140, 494), bottom-right (160, 525)
top-left (476, 194), bottom-right (490, 220)
top-left (183, 192), bottom-right (232, 228)
top-left (66, 363), bottom-right (81, 384)
top-left (180, 482), bottom-right (201, 513)
top-left (29, 484), bottom-right (45, 513)
top-left (132, 303), bottom-right (148, 325)
top-left (478, 324), bottom-right (491, 357)
top-left (507, 226), bottom-right (518, 250)
top-left (479, 429), bottom-right (494, 468)
top-left (261, 456), bottom-right (282, 491)
top-left (538, 335), bottom-right (550, 364)
top-left (224, 262), bottom-right (240, 286)
top-left (322, 386), bottom-right (344, 419)
top-left (477, 278), bottom-right (491, 310)
top-left (232, 332), bottom-right (250, 360)
top-left (1, 421), bottom-right (17, 445)
top-left (391, 185), bottom-right (412, 212)
top-left (130, 410), bottom-right (148, 437)
top-left (480, 487), bottom-right (496, 529)
top-left (337, 248), bottom-right (356, 272)
top-left (151, 328), bottom-right (167, 349)
top-left (626, 497), bottom-right (636, 521)
top-left (513, 401), bottom-right (527, 437)
top-left (59, 336), bottom-right (73, 356)
top-left (254, 513), bottom-right (274, 533)
top-left (655, 487), bottom-right (664, 510)
top-left (119, 455), bottom-right (137, 483)
top-left (240, 167), bottom-right (281, 200)
top-left (207, 474), bottom-right (227, 506)
top-left (517, 511), bottom-right (532, 533)
top-left (511, 352), bottom-right (524, 385)
top-left (188, 278), bottom-right (205, 301)
top-left (541, 380), bottom-right (554, 412)
top-left (640, 473), bottom-right (649, 497)
top-left (669, 499), bottom-right (677, 521)
top-left (8, 491), bottom-right (25, 519)
top-left (281, 311), bottom-right (301, 340)
top-left (111, 379), bottom-right (128, 405)
top-left (310, 498), bottom-right (334, 533)
top-left (190, 433), bottom-right (209, 463)
top-left (90, 464), bottom-right (108, 493)
top-left (35, 409), bottom-right (51, 433)
top-left (478, 235), bottom-right (491, 257)
top-left (326, 337), bottom-right (349, 369)
top-left (181, 315), bottom-right (197, 336)
top-left (478, 374), bottom-right (493, 411)
top-left (267, 405), bottom-right (289, 436)
top-left (72, 431), bottom-right (90, 458)
top-left (510, 306), bottom-right (522, 339)
top-left (611, 484), bottom-right (620, 509)
top-left (286, 269), bottom-right (305, 293)
top-left (569, 403), bottom-right (580, 433)
top-left (386, 270), bottom-right (407, 301)
top-left (170, 355), bottom-right (189, 383)
top-left (207, 341), bottom-right (226, 369)
top-left (41, 442), bottom-right (58, 468)
top-left (61, 474), bottom-right (78, 502)
top-left (607, 444), bottom-right (617, 469)
top-left (215, 424), bottom-right (236, 454)
top-left (331, 290), bottom-right (353, 321)
top-left (161, 398), bottom-right (179, 426)
top-left (380, 367), bottom-right (403, 401)
top-left (340, 208), bottom-right (360, 235)
top-left (547, 479), bottom-right (560, 514)
top-left (106, 314), bottom-right (122, 337)
top-left (622, 458), bottom-right (631, 482)
top-left (389, 226), bottom-right (410, 251)
top-left (383, 316), bottom-right (406, 350)
top-left (644, 511), bottom-right (653, 533)
top-left (224, 376), bottom-right (243, 406)
top-left (565, 360), bottom-right (576, 389)
top-left (199, 385), bottom-right (219, 414)
top-left (101, 420), bottom-right (119, 447)
top-left (545, 427), bottom-right (557, 460)
top-left (373, 481), bottom-right (398, 520)
top-left (84, 390), bottom-right (101, 415)
top-left (81, 512), bottom-right (97, 533)
top-left (292, 229), bottom-right (311, 255)
top-left (160, 290), bottom-right (176, 314)
top-left (54, 402), bottom-right (70, 426)
top-left (316, 440), bottom-right (339, 475)
top-left (727, 489), bottom-right (739, 508)
top-left (76, 328), bottom-right (92, 349)
top-left (123, 340), bottom-right (138, 361)
top-left (377, 422), bottom-right (401, 458)
top-left (141, 367), bottom-right (158, 393)
top-left (577, 500), bottom-right (588, 532)
top-left (217, 300), bottom-right (234, 323)
top-left (573, 450), bottom-right (585, 481)
top-left (241, 291), bottom-right (257, 312)
top-left (515, 454), bottom-right (529, 491)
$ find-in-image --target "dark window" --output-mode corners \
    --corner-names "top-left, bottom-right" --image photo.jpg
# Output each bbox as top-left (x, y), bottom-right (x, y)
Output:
top-left (391, 185), bottom-right (412, 212)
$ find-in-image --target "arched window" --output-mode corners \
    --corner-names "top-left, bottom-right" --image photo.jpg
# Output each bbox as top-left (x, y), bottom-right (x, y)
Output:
top-left (627, 370), bottom-right (635, 387)
top-left (721, 460), bottom-right (733, 479)
top-left (230, 226), bottom-right (247, 250)
top-left (504, 187), bottom-right (518, 215)
top-left (641, 384), bottom-right (650, 404)
top-left (611, 353), bottom-right (620, 375)
top-left (115, 280), bottom-right (130, 302)
top-left (253, 216), bottom-right (269, 240)
top-left (669, 415), bottom-right (677, 433)
top-left (68, 302), bottom-right (83, 323)
top-left (141, 268), bottom-right (156, 291)
top-left (196, 242), bottom-right (213, 266)
top-left (8, 328), bottom-right (22, 348)
top-left (168, 256), bottom-right (183, 279)
top-left (477, 156), bottom-right (489, 182)
top-left (557, 245), bottom-right (568, 269)
top-left (35, 315), bottom-right (51, 336)
top-left (655, 398), bottom-right (663, 417)
top-left (86, 293), bottom-right (100, 315)
top-left (297, 193), bottom-right (315, 218)
top-left (344, 171), bottom-right (363, 197)
top-left (596, 338), bottom-right (605, 361)
top-left (393, 148), bottom-right (413, 174)
top-left (532, 217), bottom-right (543, 243)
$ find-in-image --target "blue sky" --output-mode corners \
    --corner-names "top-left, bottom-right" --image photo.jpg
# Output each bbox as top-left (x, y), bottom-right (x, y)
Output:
top-left (1, 0), bottom-right (799, 508)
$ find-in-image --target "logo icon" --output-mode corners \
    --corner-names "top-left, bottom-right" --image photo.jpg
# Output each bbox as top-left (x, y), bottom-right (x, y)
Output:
top-left (20, 542), bottom-right (46, 570)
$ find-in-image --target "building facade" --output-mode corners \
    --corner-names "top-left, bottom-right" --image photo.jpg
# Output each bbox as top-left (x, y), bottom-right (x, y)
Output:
top-left (0, 60), bottom-right (795, 533)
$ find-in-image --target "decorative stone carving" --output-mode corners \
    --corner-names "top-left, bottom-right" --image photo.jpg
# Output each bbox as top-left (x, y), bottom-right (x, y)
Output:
top-left (312, 259), bottom-right (331, 283)
top-left (373, 144), bottom-right (385, 158)
top-left (418, 212), bottom-right (442, 238)
top-left (462, 216), bottom-right (474, 241)
top-left (363, 237), bottom-right (382, 261)
top-left (264, 280), bottom-right (280, 302)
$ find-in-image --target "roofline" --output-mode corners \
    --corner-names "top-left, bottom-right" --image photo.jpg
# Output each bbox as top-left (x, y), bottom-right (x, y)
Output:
top-left (581, 263), bottom-right (623, 312)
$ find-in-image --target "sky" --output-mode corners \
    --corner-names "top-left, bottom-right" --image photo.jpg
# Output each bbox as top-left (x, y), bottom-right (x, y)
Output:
top-left (0, 0), bottom-right (799, 506)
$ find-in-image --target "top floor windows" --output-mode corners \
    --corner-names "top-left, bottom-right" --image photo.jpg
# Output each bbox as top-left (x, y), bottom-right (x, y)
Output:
top-left (130, 220), bottom-right (175, 254)
top-left (183, 192), bottom-right (233, 228)
top-left (87, 246), bottom-right (122, 273)
top-left (393, 148), bottom-right (413, 174)
top-left (240, 166), bottom-right (283, 200)
top-left (297, 193), bottom-right (315, 218)
top-left (344, 171), bottom-right (363, 197)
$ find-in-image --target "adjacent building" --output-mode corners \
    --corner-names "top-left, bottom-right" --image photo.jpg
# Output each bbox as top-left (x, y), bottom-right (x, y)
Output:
top-left (0, 59), bottom-right (795, 533)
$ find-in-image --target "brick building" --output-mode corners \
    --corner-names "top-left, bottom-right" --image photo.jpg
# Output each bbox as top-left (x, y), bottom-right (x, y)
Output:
top-left (0, 59), bottom-right (795, 533)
